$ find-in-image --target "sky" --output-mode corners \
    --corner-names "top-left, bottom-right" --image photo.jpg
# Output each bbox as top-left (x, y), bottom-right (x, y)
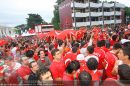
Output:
top-left (0, 0), bottom-right (129, 27)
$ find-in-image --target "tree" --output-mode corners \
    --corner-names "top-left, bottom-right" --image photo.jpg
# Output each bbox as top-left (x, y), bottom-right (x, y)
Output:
top-left (125, 7), bottom-right (130, 24)
top-left (15, 24), bottom-right (27, 32)
top-left (52, 5), bottom-right (60, 30)
top-left (125, 7), bottom-right (130, 16)
top-left (51, 0), bottom-right (65, 30)
top-left (56, 0), bottom-right (64, 5)
top-left (26, 14), bottom-right (47, 29)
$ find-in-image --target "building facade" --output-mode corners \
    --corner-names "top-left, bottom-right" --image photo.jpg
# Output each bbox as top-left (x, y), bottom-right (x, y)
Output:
top-left (59, 0), bottom-right (125, 29)
top-left (0, 25), bottom-right (16, 38)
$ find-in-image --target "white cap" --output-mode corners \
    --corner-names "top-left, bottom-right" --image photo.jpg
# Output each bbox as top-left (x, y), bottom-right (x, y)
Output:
top-left (76, 54), bottom-right (85, 61)
top-left (120, 39), bottom-right (130, 44)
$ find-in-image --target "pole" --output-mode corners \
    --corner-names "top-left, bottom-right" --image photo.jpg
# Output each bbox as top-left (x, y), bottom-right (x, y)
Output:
top-left (89, 0), bottom-right (91, 29)
top-left (73, 0), bottom-right (76, 30)
top-left (102, 2), bottom-right (104, 29)
top-left (114, 1), bottom-right (116, 29)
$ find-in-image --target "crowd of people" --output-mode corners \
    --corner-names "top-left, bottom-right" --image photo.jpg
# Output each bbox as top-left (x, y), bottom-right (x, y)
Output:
top-left (0, 24), bottom-right (130, 86)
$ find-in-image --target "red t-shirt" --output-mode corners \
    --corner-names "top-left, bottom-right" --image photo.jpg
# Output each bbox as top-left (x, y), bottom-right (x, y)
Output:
top-left (90, 70), bottom-right (102, 81)
top-left (101, 46), bottom-right (109, 52)
top-left (50, 60), bottom-right (65, 80)
top-left (76, 61), bottom-right (92, 79)
top-left (94, 47), bottom-right (106, 70)
top-left (110, 39), bottom-right (116, 46)
top-left (104, 51), bottom-right (118, 79)
top-left (63, 72), bottom-right (74, 81)
top-left (63, 72), bottom-right (74, 86)
top-left (64, 52), bottom-right (77, 62)
top-left (17, 66), bottom-right (31, 80)
top-left (48, 51), bottom-right (53, 62)
top-left (33, 54), bottom-right (39, 61)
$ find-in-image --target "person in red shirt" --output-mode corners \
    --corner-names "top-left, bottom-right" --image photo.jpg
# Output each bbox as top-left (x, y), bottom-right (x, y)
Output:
top-left (48, 44), bottom-right (55, 62)
top-left (85, 46), bottom-right (99, 63)
top-left (17, 56), bottom-right (31, 82)
top-left (110, 35), bottom-right (119, 46)
top-left (63, 60), bottom-right (80, 86)
top-left (94, 40), bottom-right (106, 70)
top-left (104, 43), bottom-right (122, 79)
top-left (100, 40), bottom-right (109, 52)
top-left (64, 46), bottom-right (78, 66)
top-left (50, 49), bottom-right (65, 81)
top-left (76, 54), bottom-right (92, 79)
top-left (86, 58), bottom-right (102, 86)
top-left (33, 49), bottom-right (39, 61)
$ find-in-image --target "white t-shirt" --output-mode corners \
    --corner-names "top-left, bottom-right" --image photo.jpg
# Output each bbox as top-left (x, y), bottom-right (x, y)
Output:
top-left (11, 47), bottom-right (17, 57)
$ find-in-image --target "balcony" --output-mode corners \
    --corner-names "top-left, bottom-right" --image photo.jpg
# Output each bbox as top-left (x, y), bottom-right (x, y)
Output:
top-left (71, 2), bottom-right (86, 8)
top-left (115, 3), bottom-right (125, 8)
top-left (91, 21), bottom-right (103, 25)
top-left (116, 19), bottom-right (122, 23)
top-left (91, 12), bottom-right (102, 16)
top-left (73, 22), bottom-right (90, 27)
top-left (89, 2), bottom-right (102, 8)
top-left (104, 11), bottom-right (114, 16)
top-left (103, 3), bottom-right (114, 7)
top-left (72, 12), bottom-right (89, 17)
top-left (104, 20), bottom-right (113, 24)
top-left (115, 11), bottom-right (121, 15)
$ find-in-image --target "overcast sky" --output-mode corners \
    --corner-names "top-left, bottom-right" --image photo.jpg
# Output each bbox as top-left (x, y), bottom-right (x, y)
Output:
top-left (0, 0), bottom-right (129, 27)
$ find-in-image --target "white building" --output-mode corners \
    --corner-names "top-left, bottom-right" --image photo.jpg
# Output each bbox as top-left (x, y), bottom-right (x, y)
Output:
top-left (59, 0), bottom-right (125, 29)
top-left (0, 25), bottom-right (16, 38)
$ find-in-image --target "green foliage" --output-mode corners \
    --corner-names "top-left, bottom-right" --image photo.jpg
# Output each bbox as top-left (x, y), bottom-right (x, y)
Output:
top-left (26, 14), bottom-right (47, 29)
top-left (56, 0), bottom-right (65, 5)
top-left (15, 24), bottom-right (27, 32)
top-left (52, 0), bottom-right (65, 30)
top-left (52, 5), bottom-right (60, 30)
top-left (125, 7), bottom-right (130, 16)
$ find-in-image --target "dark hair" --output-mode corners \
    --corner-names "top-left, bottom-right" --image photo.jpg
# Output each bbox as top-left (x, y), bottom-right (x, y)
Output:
top-left (66, 60), bottom-right (80, 74)
top-left (49, 44), bottom-right (54, 51)
top-left (86, 58), bottom-right (98, 70)
top-left (122, 47), bottom-right (130, 60)
top-left (97, 41), bottom-right (103, 47)
top-left (100, 40), bottom-right (106, 46)
top-left (11, 42), bottom-right (17, 47)
top-left (80, 41), bottom-right (86, 48)
top-left (26, 50), bottom-right (34, 58)
top-left (20, 47), bottom-right (25, 50)
top-left (29, 61), bottom-right (36, 68)
top-left (78, 71), bottom-right (92, 86)
top-left (51, 49), bottom-right (59, 56)
top-left (87, 46), bottom-right (94, 54)
top-left (58, 40), bottom-right (64, 47)
top-left (72, 46), bottom-right (78, 53)
top-left (73, 42), bottom-right (80, 48)
top-left (113, 43), bottom-right (122, 50)
top-left (112, 35), bottom-right (118, 41)
top-left (38, 50), bottom-right (45, 56)
top-left (37, 68), bottom-right (50, 80)
top-left (118, 64), bottom-right (130, 84)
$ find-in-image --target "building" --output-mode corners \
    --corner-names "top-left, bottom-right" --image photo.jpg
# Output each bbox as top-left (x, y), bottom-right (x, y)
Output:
top-left (35, 24), bottom-right (54, 33)
top-left (0, 25), bottom-right (16, 38)
top-left (59, 0), bottom-right (125, 29)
